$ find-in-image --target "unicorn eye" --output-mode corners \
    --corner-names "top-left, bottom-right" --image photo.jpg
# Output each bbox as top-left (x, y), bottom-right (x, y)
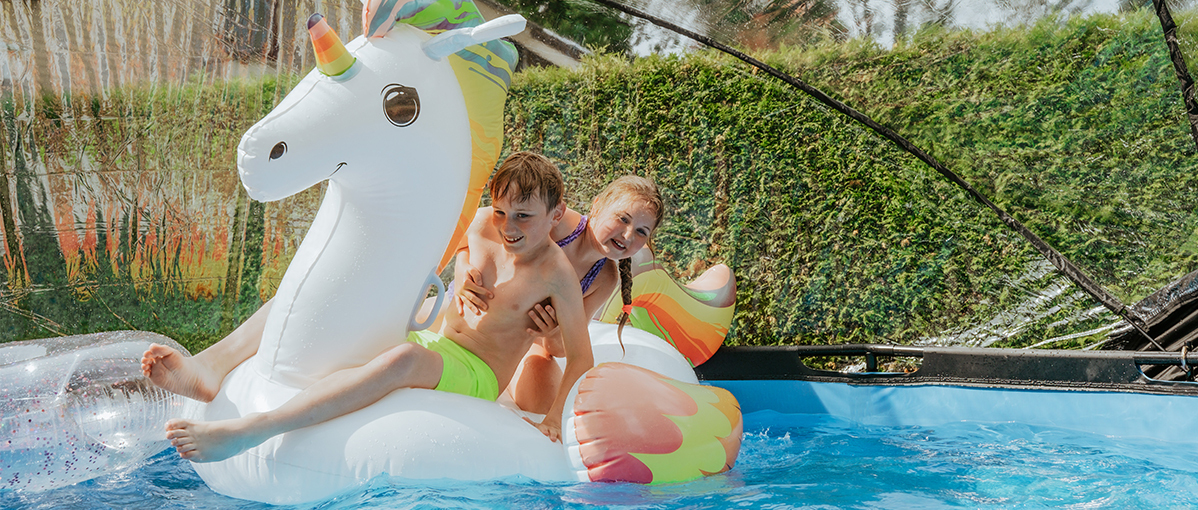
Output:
top-left (382, 84), bottom-right (420, 127)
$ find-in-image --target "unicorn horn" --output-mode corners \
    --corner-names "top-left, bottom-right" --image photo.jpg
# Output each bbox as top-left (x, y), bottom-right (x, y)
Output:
top-left (308, 13), bottom-right (355, 77)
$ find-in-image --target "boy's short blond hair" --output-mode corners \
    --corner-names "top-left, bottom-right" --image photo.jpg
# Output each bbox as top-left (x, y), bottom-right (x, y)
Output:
top-left (489, 152), bottom-right (563, 211)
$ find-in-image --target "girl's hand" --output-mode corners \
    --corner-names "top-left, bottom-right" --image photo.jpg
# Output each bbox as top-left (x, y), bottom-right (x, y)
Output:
top-left (527, 304), bottom-right (566, 357)
top-left (524, 415), bottom-right (562, 443)
top-left (454, 259), bottom-right (493, 315)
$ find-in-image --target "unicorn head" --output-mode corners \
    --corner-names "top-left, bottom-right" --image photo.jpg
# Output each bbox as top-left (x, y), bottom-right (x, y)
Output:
top-left (235, 0), bottom-right (524, 203)
top-left (225, 0), bottom-right (525, 390)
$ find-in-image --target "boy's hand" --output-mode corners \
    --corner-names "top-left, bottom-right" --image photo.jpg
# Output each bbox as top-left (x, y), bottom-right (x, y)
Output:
top-left (454, 262), bottom-right (492, 315)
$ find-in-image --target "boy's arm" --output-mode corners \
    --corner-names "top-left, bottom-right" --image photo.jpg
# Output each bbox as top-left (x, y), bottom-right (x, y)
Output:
top-left (526, 271), bottom-right (617, 358)
top-left (534, 267), bottom-right (594, 442)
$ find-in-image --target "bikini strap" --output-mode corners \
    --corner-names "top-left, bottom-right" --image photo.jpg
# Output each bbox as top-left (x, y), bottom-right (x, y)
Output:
top-left (556, 215), bottom-right (588, 247)
top-left (579, 258), bottom-right (607, 294)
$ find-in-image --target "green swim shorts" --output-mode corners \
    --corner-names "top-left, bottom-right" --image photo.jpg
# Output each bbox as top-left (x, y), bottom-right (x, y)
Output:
top-left (407, 329), bottom-right (500, 401)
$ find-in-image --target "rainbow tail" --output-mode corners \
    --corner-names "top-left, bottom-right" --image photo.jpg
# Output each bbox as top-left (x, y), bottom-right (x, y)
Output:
top-left (597, 249), bottom-right (736, 366)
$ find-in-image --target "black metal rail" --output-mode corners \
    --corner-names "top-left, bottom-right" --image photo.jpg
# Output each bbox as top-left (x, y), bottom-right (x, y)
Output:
top-left (696, 345), bottom-right (1198, 395)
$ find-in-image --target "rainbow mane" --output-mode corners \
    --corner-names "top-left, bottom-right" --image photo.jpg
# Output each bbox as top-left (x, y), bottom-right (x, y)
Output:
top-left (395, 0), bottom-right (519, 271)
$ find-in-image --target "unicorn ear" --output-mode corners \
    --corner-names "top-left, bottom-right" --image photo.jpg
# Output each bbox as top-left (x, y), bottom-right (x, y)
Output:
top-left (421, 15), bottom-right (526, 61)
top-left (363, 0), bottom-right (412, 38)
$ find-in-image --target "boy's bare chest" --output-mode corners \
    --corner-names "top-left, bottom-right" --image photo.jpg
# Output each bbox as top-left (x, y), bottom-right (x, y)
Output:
top-left (469, 247), bottom-right (551, 319)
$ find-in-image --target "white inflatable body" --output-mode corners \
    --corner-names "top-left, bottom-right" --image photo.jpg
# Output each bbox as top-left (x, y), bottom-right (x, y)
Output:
top-left (185, 3), bottom-right (570, 503)
top-left (186, 1), bottom-right (739, 503)
top-left (234, 24), bottom-right (471, 389)
top-left (192, 323), bottom-right (699, 503)
top-left (0, 332), bottom-right (189, 491)
top-left (0, 325), bottom-right (721, 500)
top-left (1, 2), bottom-right (741, 500)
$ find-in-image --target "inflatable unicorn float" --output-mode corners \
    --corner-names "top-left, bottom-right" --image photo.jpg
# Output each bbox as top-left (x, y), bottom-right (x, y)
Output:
top-left (0, 0), bottom-right (741, 503)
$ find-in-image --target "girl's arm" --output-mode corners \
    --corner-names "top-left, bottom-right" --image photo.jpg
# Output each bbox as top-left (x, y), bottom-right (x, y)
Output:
top-left (526, 264), bottom-right (617, 357)
top-left (453, 207), bottom-right (495, 314)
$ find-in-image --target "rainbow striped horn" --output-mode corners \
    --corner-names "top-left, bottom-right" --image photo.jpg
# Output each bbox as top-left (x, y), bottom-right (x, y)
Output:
top-left (308, 13), bottom-right (355, 77)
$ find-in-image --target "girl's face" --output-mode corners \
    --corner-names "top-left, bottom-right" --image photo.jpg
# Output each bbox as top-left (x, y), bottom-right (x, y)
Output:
top-left (589, 199), bottom-right (657, 260)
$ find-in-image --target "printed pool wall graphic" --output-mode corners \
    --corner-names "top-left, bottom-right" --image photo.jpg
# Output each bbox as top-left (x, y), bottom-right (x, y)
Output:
top-left (0, 79), bottom-right (301, 343)
top-left (0, 0), bottom-right (341, 347)
top-left (1, 0), bottom-right (1197, 353)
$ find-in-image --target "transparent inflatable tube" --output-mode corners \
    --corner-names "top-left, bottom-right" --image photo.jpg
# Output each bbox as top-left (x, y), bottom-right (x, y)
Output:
top-left (0, 331), bottom-right (190, 491)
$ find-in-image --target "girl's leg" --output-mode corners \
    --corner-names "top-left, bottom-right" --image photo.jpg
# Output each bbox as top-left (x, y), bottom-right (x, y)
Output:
top-left (506, 343), bottom-right (562, 415)
top-left (165, 341), bottom-right (443, 463)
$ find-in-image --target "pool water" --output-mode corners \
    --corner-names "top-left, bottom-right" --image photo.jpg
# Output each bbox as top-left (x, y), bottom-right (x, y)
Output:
top-left (4, 410), bottom-right (1197, 509)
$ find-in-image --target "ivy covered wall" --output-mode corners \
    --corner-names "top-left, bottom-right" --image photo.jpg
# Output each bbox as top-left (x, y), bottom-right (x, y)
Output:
top-left (503, 10), bottom-right (1198, 347)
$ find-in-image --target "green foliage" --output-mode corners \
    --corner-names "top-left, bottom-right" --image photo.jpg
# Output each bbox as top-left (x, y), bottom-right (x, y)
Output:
top-left (503, 0), bottom-right (632, 53)
top-left (774, 10), bottom-right (1198, 302)
top-left (508, 9), bottom-right (1198, 347)
top-left (0, 75), bottom-right (287, 355)
top-left (2, 10), bottom-right (1195, 351)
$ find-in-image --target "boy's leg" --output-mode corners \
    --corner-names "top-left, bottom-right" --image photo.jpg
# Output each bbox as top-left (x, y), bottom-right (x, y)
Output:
top-left (165, 340), bottom-right (443, 463)
top-left (142, 299), bottom-right (273, 402)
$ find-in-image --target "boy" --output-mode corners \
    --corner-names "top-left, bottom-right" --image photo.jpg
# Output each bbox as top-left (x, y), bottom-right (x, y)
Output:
top-left (154, 151), bottom-right (594, 461)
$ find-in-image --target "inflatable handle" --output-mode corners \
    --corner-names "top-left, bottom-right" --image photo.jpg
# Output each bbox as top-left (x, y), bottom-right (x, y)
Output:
top-left (409, 271), bottom-right (446, 331)
top-left (421, 15), bottom-right (527, 60)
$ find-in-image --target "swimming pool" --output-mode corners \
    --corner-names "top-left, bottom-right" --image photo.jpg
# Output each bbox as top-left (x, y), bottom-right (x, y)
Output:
top-left (5, 373), bottom-right (1198, 509)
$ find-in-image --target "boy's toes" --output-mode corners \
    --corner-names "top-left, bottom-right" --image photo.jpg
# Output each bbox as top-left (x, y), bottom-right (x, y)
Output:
top-left (165, 419), bottom-right (191, 433)
top-left (146, 343), bottom-right (174, 356)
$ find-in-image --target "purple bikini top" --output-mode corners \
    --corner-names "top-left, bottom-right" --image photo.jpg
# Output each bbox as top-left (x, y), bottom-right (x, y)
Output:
top-left (559, 216), bottom-right (607, 294)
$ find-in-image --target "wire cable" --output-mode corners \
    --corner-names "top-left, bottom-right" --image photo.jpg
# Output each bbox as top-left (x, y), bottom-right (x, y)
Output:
top-left (586, 0), bottom-right (1165, 350)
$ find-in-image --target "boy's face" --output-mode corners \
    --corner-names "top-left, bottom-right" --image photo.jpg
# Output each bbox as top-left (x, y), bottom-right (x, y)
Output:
top-left (491, 187), bottom-right (564, 255)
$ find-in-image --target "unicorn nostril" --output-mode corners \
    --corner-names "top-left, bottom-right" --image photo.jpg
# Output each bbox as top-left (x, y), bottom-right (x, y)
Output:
top-left (270, 142), bottom-right (287, 160)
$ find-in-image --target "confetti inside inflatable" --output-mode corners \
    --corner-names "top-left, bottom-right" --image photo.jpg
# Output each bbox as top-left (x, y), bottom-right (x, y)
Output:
top-left (0, 332), bottom-right (189, 491)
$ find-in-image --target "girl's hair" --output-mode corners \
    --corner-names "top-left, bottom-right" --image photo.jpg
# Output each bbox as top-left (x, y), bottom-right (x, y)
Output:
top-left (590, 176), bottom-right (664, 341)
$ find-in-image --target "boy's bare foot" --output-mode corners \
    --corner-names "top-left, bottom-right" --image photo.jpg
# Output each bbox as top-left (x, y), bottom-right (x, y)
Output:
top-left (141, 343), bottom-right (221, 402)
top-left (165, 416), bottom-right (271, 463)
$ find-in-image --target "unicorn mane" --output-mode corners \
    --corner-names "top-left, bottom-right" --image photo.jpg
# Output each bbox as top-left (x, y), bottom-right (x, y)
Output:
top-left (396, 0), bottom-right (520, 271)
